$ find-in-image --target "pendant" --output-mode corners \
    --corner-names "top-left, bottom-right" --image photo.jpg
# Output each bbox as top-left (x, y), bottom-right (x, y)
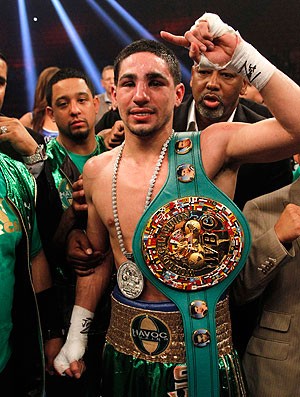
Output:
top-left (117, 260), bottom-right (144, 299)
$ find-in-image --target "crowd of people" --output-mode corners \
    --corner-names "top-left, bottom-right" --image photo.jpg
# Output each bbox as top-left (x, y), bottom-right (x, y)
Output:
top-left (1, 11), bottom-right (300, 397)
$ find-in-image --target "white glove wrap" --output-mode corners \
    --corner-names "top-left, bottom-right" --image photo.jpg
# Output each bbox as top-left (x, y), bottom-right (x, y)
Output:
top-left (194, 13), bottom-right (277, 91)
top-left (54, 305), bottom-right (94, 375)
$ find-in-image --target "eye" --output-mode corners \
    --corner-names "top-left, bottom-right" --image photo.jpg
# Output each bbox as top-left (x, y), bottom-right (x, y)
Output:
top-left (197, 70), bottom-right (211, 77)
top-left (221, 72), bottom-right (235, 79)
top-left (57, 101), bottom-right (67, 108)
top-left (120, 80), bottom-right (135, 87)
top-left (149, 80), bottom-right (164, 87)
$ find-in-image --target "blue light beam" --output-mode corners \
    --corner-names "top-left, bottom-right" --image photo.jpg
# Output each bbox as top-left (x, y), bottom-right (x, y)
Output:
top-left (50, 0), bottom-right (102, 93)
top-left (17, 0), bottom-right (37, 110)
top-left (86, 0), bottom-right (132, 46)
top-left (106, 0), bottom-right (155, 40)
top-left (105, 0), bottom-right (191, 83)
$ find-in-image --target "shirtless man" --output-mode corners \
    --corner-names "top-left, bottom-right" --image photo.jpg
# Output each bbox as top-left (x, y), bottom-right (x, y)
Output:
top-left (54, 13), bottom-right (300, 396)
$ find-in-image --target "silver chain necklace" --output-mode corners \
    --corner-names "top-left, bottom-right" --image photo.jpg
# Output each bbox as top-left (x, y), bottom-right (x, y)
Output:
top-left (112, 131), bottom-right (174, 258)
top-left (113, 131), bottom-right (174, 299)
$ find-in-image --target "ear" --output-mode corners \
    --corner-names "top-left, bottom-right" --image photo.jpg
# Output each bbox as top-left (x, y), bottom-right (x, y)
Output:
top-left (93, 95), bottom-right (100, 114)
top-left (174, 83), bottom-right (185, 108)
top-left (240, 79), bottom-right (248, 96)
top-left (46, 106), bottom-right (55, 122)
top-left (190, 67), bottom-right (194, 88)
top-left (111, 85), bottom-right (117, 109)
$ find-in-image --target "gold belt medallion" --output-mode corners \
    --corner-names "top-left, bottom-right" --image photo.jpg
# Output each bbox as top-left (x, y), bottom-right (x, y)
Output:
top-left (142, 196), bottom-right (244, 290)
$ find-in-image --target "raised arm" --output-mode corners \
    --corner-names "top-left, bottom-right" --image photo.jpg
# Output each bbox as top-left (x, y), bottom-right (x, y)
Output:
top-left (161, 13), bottom-right (300, 164)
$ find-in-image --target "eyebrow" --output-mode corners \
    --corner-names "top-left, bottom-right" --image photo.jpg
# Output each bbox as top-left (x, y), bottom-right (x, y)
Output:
top-left (55, 91), bottom-right (90, 102)
top-left (119, 72), bottom-right (168, 82)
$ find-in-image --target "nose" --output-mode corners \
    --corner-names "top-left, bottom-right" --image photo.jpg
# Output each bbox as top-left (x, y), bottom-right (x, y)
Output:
top-left (206, 71), bottom-right (220, 91)
top-left (70, 100), bottom-right (81, 115)
top-left (133, 81), bottom-right (150, 105)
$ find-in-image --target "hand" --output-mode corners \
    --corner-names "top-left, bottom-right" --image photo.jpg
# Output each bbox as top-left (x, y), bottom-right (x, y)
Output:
top-left (72, 175), bottom-right (87, 212)
top-left (0, 115), bottom-right (38, 155)
top-left (274, 203), bottom-right (300, 244)
top-left (160, 13), bottom-right (238, 65)
top-left (44, 337), bottom-right (64, 375)
top-left (54, 306), bottom-right (93, 378)
top-left (53, 339), bottom-right (86, 379)
top-left (99, 120), bottom-right (125, 150)
top-left (66, 229), bottom-right (103, 276)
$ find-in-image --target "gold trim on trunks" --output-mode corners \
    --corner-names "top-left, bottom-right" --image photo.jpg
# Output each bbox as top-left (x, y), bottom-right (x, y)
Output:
top-left (106, 294), bottom-right (233, 363)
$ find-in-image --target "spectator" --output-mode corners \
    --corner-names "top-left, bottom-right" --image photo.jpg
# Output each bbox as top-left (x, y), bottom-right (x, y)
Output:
top-left (95, 65), bottom-right (114, 123)
top-left (20, 66), bottom-right (60, 142)
top-left (45, 67), bottom-right (109, 397)
top-left (233, 166), bottom-right (300, 396)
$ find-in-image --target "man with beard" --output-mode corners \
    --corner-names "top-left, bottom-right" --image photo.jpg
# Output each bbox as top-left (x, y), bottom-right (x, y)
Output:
top-left (172, 65), bottom-right (293, 357)
top-left (173, 66), bottom-right (292, 211)
top-left (45, 67), bottom-right (107, 396)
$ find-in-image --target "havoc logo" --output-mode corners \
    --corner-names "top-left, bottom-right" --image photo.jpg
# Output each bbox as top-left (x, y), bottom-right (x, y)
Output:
top-left (131, 314), bottom-right (170, 356)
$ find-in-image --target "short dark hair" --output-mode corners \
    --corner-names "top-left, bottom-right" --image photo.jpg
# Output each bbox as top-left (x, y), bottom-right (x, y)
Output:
top-left (0, 51), bottom-right (8, 65)
top-left (114, 39), bottom-right (181, 86)
top-left (46, 67), bottom-right (95, 106)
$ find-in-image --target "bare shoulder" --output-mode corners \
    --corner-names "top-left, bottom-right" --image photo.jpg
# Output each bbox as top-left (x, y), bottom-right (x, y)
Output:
top-left (83, 148), bottom-right (118, 179)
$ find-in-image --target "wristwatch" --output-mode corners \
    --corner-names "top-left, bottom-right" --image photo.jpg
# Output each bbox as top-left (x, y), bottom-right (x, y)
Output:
top-left (22, 144), bottom-right (48, 165)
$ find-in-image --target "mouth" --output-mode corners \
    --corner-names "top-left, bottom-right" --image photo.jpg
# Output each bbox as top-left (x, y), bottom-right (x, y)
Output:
top-left (129, 108), bottom-right (155, 121)
top-left (70, 120), bottom-right (86, 128)
top-left (202, 94), bottom-right (222, 109)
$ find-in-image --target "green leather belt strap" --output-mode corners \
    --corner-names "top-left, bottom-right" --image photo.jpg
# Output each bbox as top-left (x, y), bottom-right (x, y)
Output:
top-left (133, 131), bottom-right (251, 397)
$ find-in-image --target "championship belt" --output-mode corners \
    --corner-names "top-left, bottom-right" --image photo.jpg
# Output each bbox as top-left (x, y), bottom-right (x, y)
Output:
top-left (133, 131), bottom-right (251, 397)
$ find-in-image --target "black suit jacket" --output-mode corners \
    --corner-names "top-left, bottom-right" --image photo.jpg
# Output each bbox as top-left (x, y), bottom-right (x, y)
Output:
top-left (174, 95), bottom-right (292, 210)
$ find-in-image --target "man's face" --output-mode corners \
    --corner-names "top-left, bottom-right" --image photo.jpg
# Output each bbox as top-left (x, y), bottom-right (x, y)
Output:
top-left (0, 59), bottom-right (8, 112)
top-left (112, 52), bottom-right (184, 138)
top-left (101, 68), bottom-right (114, 96)
top-left (47, 77), bottom-right (98, 142)
top-left (191, 66), bottom-right (246, 124)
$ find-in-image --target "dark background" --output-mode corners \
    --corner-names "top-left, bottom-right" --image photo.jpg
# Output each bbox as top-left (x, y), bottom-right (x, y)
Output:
top-left (1, 0), bottom-right (300, 118)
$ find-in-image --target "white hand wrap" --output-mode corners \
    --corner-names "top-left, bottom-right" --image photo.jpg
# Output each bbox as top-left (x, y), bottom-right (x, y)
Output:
top-left (193, 13), bottom-right (236, 38)
top-left (193, 13), bottom-right (276, 91)
top-left (54, 305), bottom-right (94, 375)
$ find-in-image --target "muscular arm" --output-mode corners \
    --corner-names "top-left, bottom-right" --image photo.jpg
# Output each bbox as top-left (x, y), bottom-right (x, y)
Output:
top-left (162, 13), bottom-right (300, 166)
top-left (75, 250), bottom-right (113, 312)
top-left (74, 159), bottom-right (114, 310)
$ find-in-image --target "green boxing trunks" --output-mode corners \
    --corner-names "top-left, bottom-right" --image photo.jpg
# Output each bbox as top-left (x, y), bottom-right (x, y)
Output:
top-left (102, 287), bottom-right (246, 397)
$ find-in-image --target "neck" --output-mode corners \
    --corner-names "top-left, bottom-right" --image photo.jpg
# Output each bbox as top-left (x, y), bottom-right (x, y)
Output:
top-left (57, 133), bottom-right (97, 155)
top-left (123, 129), bottom-right (174, 156)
